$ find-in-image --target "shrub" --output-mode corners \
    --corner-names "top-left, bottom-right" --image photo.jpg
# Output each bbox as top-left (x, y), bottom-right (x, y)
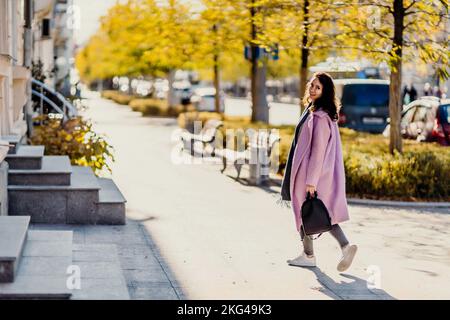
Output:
top-left (129, 98), bottom-right (195, 117)
top-left (129, 98), bottom-right (168, 115)
top-left (102, 90), bottom-right (195, 118)
top-left (30, 115), bottom-right (114, 175)
top-left (101, 90), bottom-right (135, 105)
top-left (344, 149), bottom-right (450, 201)
top-left (177, 111), bottom-right (223, 132)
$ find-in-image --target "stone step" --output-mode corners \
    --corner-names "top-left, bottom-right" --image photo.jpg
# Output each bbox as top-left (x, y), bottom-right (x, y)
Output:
top-left (8, 156), bottom-right (72, 186)
top-left (96, 178), bottom-right (127, 225)
top-left (5, 145), bottom-right (44, 169)
top-left (8, 166), bottom-right (101, 224)
top-left (0, 230), bottom-right (72, 299)
top-left (0, 216), bottom-right (30, 283)
top-left (0, 135), bottom-right (22, 154)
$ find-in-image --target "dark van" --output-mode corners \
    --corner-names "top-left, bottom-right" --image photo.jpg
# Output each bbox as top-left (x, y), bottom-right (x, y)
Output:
top-left (334, 79), bottom-right (390, 133)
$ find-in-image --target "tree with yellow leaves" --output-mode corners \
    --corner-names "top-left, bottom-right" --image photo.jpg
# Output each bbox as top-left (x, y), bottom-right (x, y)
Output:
top-left (336, 0), bottom-right (449, 154)
top-left (194, 0), bottom-right (247, 113)
top-left (77, 0), bottom-right (200, 108)
top-left (253, 0), bottom-right (337, 111)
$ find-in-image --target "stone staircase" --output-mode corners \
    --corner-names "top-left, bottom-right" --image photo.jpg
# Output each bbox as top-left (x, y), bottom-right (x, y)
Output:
top-left (3, 137), bottom-right (126, 225)
top-left (0, 216), bottom-right (72, 298)
top-left (0, 216), bottom-right (130, 299)
top-left (0, 137), bottom-right (130, 299)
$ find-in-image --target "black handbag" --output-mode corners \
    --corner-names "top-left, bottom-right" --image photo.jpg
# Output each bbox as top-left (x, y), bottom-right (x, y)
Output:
top-left (301, 191), bottom-right (332, 239)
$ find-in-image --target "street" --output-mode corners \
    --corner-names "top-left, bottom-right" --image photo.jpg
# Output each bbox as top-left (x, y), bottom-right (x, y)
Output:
top-left (82, 93), bottom-right (450, 299)
top-left (225, 97), bottom-right (300, 126)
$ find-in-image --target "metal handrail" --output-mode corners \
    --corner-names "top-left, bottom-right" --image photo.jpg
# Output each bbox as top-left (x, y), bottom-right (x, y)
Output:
top-left (31, 78), bottom-right (78, 117)
top-left (32, 89), bottom-right (68, 121)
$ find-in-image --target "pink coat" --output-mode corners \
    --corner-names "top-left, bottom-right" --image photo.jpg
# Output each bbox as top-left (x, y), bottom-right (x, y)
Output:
top-left (290, 109), bottom-right (349, 232)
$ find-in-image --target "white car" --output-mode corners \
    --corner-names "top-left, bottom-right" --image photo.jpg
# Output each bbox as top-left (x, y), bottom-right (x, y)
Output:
top-left (191, 87), bottom-right (225, 112)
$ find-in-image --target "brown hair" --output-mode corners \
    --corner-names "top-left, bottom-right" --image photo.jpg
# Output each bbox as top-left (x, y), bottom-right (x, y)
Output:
top-left (302, 72), bottom-right (341, 122)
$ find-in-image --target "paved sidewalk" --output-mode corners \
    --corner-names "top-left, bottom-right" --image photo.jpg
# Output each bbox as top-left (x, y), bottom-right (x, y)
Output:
top-left (30, 220), bottom-right (183, 299)
top-left (80, 93), bottom-right (450, 300)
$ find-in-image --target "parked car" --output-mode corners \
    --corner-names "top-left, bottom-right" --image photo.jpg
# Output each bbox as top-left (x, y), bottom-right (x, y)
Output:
top-left (190, 87), bottom-right (225, 112)
top-left (334, 79), bottom-right (390, 133)
top-left (383, 97), bottom-right (450, 146)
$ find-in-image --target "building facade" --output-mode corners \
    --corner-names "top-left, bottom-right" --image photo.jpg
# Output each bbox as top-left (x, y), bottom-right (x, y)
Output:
top-left (0, 0), bottom-right (75, 163)
top-left (0, 0), bottom-right (30, 140)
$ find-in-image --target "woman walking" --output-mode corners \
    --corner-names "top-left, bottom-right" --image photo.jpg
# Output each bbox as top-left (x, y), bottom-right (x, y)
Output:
top-left (280, 72), bottom-right (357, 272)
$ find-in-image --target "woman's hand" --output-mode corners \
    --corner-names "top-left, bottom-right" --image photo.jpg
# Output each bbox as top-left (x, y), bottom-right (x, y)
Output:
top-left (306, 184), bottom-right (316, 196)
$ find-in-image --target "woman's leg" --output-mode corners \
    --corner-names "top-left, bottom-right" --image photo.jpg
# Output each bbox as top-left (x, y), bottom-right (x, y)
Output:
top-left (300, 228), bottom-right (314, 256)
top-left (287, 228), bottom-right (316, 266)
top-left (329, 224), bottom-right (350, 249)
top-left (331, 224), bottom-right (357, 272)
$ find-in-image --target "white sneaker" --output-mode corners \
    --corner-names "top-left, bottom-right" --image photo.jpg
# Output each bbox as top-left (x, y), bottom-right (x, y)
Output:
top-left (287, 252), bottom-right (316, 267)
top-left (337, 244), bottom-right (358, 272)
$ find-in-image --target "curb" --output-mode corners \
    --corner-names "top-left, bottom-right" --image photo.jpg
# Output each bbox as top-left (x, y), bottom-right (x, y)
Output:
top-left (270, 177), bottom-right (450, 209)
top-left (346, 198), bottom-right (450, 209)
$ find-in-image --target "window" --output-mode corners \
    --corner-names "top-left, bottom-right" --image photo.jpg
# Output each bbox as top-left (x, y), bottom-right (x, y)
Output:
top-left (412, 106), bottom-right (428, 122)
top-left (439, 104), bottom-right (450, 124)
top-left (42, 19), bottom-right (51, 38)
top-left (341, 84), bottom-right (389, 107)
top-left (401, 106), bottom-right (417, 126)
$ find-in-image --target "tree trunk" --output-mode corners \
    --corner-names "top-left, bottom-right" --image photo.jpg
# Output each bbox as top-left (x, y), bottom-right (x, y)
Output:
top-left (389, 0), bottom-right (404, 154)
top-left (389, 63), bottom-right (403, 154)
top-left (212, 24), bottom-right (221, 114)
top-left (213, 54), bottom-right (221, 114)
top-left (252, 58), bottom-right (269, 122)
top-left (299, 53), bottom-right (309, 113)
top-left (250, 0), bottom-right (269, 123)
top-left (167, 69), bottom-right (176, 109)
top-left (299, 0), bottom-right (310, 113)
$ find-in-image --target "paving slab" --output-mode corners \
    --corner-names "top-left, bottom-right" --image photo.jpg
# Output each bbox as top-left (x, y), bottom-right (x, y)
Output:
top-left (0, 229), bottom-right (72, 299)
top-left (71, 243), bottom-right (129, 300)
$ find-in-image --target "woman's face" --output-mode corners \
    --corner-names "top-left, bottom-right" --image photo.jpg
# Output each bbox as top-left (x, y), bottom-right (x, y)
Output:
top-left (309, 78), bottom-right (323, 102)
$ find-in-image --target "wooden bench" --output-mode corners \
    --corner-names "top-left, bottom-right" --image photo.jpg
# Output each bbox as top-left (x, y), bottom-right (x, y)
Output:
top-left (180, 119), bottom-right (223, 157)
top-left (215, 129), bottom-right (280, 185)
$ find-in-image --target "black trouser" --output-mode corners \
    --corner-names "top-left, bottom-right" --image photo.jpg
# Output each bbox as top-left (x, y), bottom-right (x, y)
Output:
top-left (300, 224), bottom-right (349, 256)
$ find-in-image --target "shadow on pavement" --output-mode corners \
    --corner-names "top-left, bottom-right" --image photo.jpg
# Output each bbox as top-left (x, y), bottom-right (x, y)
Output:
top-left (127, 217), bottom-right (188, 300)
top-left (222, 174), bottom-right (282, 196)
top-left (307, 267), bottom-right (396, 300)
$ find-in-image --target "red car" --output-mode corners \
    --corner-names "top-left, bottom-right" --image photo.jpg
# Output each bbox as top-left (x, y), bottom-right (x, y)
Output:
top-left (383, 97), bottom-right (450, 146)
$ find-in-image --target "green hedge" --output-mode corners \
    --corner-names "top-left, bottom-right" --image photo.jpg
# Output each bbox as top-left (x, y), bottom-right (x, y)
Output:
top-left (101, 90), bottom-right (136, 105)
top-left (129, 98), bottom-right (196, 117)
top-left (101, 90), bottom-right (195, 117)
top-left (178, 111), bottom-right (450, 201)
